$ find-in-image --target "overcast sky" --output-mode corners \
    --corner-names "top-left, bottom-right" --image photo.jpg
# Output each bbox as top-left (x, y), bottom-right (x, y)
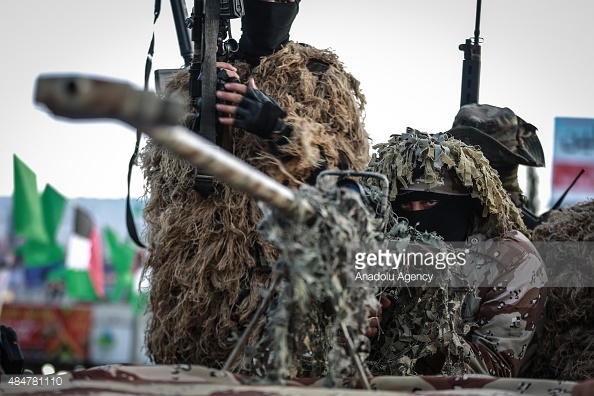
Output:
top-left (1, 0), bottom-right (593, 213)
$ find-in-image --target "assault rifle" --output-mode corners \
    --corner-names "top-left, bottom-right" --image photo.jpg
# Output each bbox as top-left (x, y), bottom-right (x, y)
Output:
top-left (459, 0), bottom-right (482, 106)
top-left (186, 0), bottom-right (243, 138)
top-left (186, 0), bottom-right (244, 196)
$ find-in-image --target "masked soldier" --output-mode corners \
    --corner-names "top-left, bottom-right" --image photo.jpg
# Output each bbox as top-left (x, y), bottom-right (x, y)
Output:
top-left (140, 0), bottom-right (370, 371)
top-left (366, 129), bottom-right (548, 377)
top-left (448, 104), bottom-right (546, 229)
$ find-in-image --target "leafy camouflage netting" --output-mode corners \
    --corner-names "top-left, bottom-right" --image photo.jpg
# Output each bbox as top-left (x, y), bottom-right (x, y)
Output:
top-left (250, 177), bottom-right (383, 384)
top-left (366, 129), bottom-right (526, 238)
top-left (366, 225), bottom-right (472, 376)
top-left (363, 130), bottom-right (526, 376)
top-left (525, 199), bottom-right (594, 381)
top-left (140, 43), bottom-right (370, 370)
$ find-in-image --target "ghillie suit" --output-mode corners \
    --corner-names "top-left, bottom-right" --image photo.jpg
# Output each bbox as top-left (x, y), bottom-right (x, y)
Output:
top-left (524, 199), bottom-right (594, 381)
top-left (140, 43), bottom-right (370, 371)
top-left (364, 129), bottom-right (546, 377)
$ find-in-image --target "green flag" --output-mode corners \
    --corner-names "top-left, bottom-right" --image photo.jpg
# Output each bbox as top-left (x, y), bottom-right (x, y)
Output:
top-left (41, 184), bottom-right (67, 242)
top-left (40, 184), bottom-right (67, 263)
top-left (12, 155), bottom-right (49, 247)
top-left (104, 227), bottom-right (147, 314)
top-left (13, 156), bottom-right (68, 267)
top-left (65, 270), bottom-right (98, 301)
top-left (104, 227), bottom-right (136, 302)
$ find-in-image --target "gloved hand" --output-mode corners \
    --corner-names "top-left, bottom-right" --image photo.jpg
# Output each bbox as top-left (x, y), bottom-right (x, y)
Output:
top-left (233, 86), bottom-right (287, 139)
top-left (215, 67), bottom-right (240, 92)
top-left (216, 79), bottom-right (292, 140)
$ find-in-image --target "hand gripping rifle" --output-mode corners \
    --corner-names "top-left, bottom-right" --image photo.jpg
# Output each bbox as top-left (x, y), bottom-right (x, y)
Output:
top-left (35, 75), bottom-right (390, 386)
top-left (459, 0), bottom-right (482, 106)
top-left (186, 0), bottom-right (243, 196)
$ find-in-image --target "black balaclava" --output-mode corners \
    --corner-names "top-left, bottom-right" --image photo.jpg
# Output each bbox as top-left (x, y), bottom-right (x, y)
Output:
top-left (235, 0), bottom-right (300, 66)
top-left (392, 191), bottom-right (475, 242)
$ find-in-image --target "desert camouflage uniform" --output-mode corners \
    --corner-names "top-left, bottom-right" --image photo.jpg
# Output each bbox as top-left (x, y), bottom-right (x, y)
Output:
top-left (457, 231), bottom-right (547, 377)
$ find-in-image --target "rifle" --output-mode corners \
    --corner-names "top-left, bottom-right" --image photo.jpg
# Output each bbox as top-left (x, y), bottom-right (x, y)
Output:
top-left (34, 74), bottom-right (390, 388)
top-left (185, 0), bottom-right (243, 195)
top-left (538, 168), bottom-right (586, 223)
top-left (459, 0), bottom-right (482, 107)
top-left (35, 75), bottom-right (308, 219)
top-left (171, 0), bottom-right (193, 68)
top-left (186, 1), bottom-right (243, 144)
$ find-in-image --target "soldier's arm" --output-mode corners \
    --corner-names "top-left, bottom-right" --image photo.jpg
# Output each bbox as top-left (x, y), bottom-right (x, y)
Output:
top-left (459, 243), bottom-right (548, 377)
top-left (414, 237), bottom-right (548, 377)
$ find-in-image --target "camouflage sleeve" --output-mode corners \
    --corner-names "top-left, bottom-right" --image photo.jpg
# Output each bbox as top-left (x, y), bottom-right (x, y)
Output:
top-left (458, 232), bottom-right (548, 377)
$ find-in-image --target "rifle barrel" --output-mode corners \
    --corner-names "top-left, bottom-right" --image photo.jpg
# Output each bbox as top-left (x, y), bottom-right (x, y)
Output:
top-left (550, 168), bottom-right (585, 211)
top-left (147, 124), bottom-right (313, 219)
top-left (474, 0), bottom-right (482, 43)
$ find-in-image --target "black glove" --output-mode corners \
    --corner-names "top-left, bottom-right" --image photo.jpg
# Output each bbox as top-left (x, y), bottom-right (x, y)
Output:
top-left (215, 68), bottom-right (240, 91)
top-left (232, 86), bottom-right (292, 140)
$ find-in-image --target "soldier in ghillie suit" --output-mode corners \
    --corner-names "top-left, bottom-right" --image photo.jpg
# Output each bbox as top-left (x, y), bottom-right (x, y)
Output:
top-left (524, 199), bottom-right (594, 381)
top-left (139, 2), bottom-right (370, 371)
top-left (365, 130), bottom-right (547, 377)
top-left (448, 104), bottom-right (545, 229)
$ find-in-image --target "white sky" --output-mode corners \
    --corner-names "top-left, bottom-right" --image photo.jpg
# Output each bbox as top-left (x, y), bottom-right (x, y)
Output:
top-left (1, 1), bottom-right (593, 213)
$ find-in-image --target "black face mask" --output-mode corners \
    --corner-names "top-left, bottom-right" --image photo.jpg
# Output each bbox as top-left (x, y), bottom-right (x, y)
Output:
top-left (392, 192), bottom-right (475, 242)
top-left (236, 0), bottom-right (300, 65)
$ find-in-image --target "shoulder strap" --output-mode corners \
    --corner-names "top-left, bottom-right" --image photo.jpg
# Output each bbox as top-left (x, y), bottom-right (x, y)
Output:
top-left (126, 0), bottom-right (162, 248)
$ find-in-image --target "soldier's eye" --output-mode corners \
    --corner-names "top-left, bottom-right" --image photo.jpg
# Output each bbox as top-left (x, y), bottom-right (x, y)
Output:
top-left (423, 200), bottom-right (440, 209)
top-left (400, 202), bottom-right (414, 211)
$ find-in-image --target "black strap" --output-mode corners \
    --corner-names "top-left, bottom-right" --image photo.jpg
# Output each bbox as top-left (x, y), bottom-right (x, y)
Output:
top-left (199, 0), bottom-right (220, 143)
top-left (192, 0), bottom-right (220, 197)
top-left (126, 0), bottom-right (161, 248)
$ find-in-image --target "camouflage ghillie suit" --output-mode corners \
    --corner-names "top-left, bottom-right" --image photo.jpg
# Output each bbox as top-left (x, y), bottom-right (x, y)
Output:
top-left (449, 104), bottom-right (545, 229)
top-left (365, 130), bottom-right (547, 377)
top-left (253, 178), bottom-right (383, 381)
top-left (524, 199), bottom-right (594, 381)
top-left (140, 43), bottom-right (370, 371)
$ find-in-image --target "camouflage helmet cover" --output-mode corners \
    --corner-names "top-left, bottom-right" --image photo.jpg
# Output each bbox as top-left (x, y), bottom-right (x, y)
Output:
top-left (449, 104), bottom-right (545, 167)
top-left (366, 129), bottom-right (528, 237)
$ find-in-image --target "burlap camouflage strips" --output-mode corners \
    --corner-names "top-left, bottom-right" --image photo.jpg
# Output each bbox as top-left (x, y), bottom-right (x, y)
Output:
top-left (1, 364), bottom-right (578, 395)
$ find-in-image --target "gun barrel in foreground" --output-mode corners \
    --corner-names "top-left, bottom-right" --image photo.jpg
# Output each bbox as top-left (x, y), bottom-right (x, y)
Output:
top-left (34, 75), bottom-right (314, 220)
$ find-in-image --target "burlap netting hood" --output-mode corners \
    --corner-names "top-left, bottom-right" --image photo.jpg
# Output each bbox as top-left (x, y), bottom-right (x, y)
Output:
top-left (365, 129), bottom-right (528, 238)
top-left (140, 43), bottom-right (371, 369)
